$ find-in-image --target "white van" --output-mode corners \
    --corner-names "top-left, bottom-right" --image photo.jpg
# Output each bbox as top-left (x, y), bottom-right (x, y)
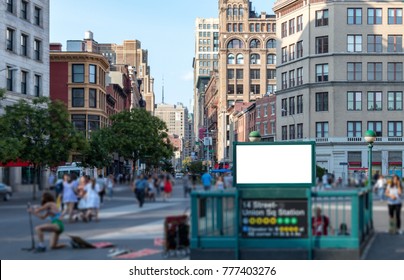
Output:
top-left (56, 163), bottom-right (84, 182)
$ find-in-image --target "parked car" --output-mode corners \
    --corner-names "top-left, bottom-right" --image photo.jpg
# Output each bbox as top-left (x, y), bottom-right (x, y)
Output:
top-left (0, 183), bottom-right (12, 201)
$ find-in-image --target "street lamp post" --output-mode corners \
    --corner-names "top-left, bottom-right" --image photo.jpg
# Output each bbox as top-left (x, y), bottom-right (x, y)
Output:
top-left (249, 131), bottom-right (262, 142)
top-left (364, 130), bottom-right (376, 230)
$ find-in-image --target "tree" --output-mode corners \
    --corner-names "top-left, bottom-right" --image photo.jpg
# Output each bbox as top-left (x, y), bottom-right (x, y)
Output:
top-left (0, 97), bottom-right (86, 199)
top-left (81, 128), bottom-right (113, 169)
top-left (108, 108), bottom-right (174, 176)
top-left (182, 156), bottom-right (192, 171)
top-left (188, 160), bottom-right (204, 175)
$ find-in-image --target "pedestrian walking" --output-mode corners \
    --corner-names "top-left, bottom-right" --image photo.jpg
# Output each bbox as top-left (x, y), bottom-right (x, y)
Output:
top-left (97, 174), bottom-right (106, 204)
top-left (385, 175), bottom-right (403, 234)
top-left (201, 171), bottom-right (212, 191)
top-left (28, 192), bottom-right (65, 252)
top-left (182, 172), bottom-right (191, 197)
top-left (84, 178), bottom-right (101, 222)
top-left (223, 172), bottom-right (233, 189)
top-left (215, 175), bottom-right (224, 190)
top-left (133, 174), bottom-right (147, 207)
top-left (191, 173), bottom-right (197, 190)
top-left (163, 174), bottom-right (173, 201)
top-left (106, 174), bottom-right (115, 200)
top-left (60, 174), bottom-right (77, 223)
top-left (373, 174), bottom-right (387, 200)
top-left (312, 207), bottom-right (333, 236)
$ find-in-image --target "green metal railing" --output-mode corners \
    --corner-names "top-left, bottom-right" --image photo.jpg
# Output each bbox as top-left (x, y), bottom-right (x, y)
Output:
top-left (191, 187), bottom-right (373, 257)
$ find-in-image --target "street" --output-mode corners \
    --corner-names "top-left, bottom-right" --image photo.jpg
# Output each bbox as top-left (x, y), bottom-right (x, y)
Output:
top-left (0, 183), bottom-right (403, 260)
top-left (0, 180), bottom-right (190, 260)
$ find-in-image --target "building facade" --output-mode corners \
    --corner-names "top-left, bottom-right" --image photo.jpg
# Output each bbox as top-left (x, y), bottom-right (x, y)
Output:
top-left (1, 0), bottom-right (50, 187)
top-left (217, 0), bottom-right (277, 164)
top-left (274, 0), bottom-right (404, 181)
top-left (193, 18), bottom-right (220, 142)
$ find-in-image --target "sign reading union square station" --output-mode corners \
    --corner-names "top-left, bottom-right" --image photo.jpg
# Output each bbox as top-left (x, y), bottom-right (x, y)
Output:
top-left (241, 199), bottom-right (308, 238)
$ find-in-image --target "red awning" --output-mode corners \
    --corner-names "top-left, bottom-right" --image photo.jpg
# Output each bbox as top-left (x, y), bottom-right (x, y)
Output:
top-left (0, 159), bottom-right (31, 167)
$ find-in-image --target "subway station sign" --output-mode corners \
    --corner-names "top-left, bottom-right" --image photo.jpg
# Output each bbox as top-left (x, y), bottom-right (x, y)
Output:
top-left (241, 199), bottom-right (308, 238)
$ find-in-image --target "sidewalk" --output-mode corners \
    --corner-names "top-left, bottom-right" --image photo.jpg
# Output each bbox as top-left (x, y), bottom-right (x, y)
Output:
top-left (363, 232), bottom-right (404, 259)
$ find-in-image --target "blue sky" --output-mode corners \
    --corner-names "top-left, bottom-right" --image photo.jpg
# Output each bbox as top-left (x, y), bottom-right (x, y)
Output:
top-left (50, 0), bottom-right (275, 111)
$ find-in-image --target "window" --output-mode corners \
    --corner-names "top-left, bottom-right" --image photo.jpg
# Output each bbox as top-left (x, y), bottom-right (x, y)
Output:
top-left (368, 8), bottom-right (382, 24)
top-left (89, 89), bottom-right (97, 108)
top-left (297, 15), bottom-right (303, 31)
top-left (281, 98), bottom-right (288, 116)
top-left (282, 47), bottom-right (287, 63)
top-left (316, 122), bottom-right (329, 138)
top-left (227, 54), bottom-right (235, 64)
top-left (289, 97), bottom-right (295, 115)
top-left (21, 71), bottom-right (27, 94)
top-left (388, 8), bottom-right (402, 24)
top-left (266, 39), bottom-right (276, 49)
top-left (281, 72), bottom-right (287, 89)
top-left (296, 67), bottom-right (303, 85)
top-left (20, 34), bottom-right (28, 56)
top-left (282, 126), bottom-right (288, 140)
top-left (250, 84), bottom-right (260, 95)
top-left (250, 54), bottom-right (261, 64)
top-left (89, 65), bottom-right (97, 84)
top-left (6, 67), bottom-right (14, 91)
top-left (316, 92), bottom-right (329, 111)
top-left (289, 18), bottom-right (295, 35)
top-left (367, 62), bottom-right (382, 81)
top-left (227, 69), bottom-right (235, 79)
top-left (250, 39), bottom-right (261, 48)
top-left (236, 69), bottom-right (243, 79)
top-left (281, 22), bottom-right (287, 38)
top-left (227, 39), bottom-right (243, 48)
top-left (72, 88), bottom-right (85, 107)
top-left (255, 24), bottom-right (261, 32)
top-left (267, 69), bottom-right (276, 79)
top-left (71, 115), bottom-right (86, 132)
top-left (388, 91), bottom-right (403, 110)
top-left (6, 0), bottom-right (13, 13)
top-left (316, 36), bottom-right (328, 54)
top-left (250, 69), bottom-right (260, 80)
top-left (34, 39), bottom-right (41, 60)
top-left (227, 84), bottom-right (235, 94)
top-left (289, 125), bottom-right (296, 140)
top-left (388, 35), bottom-right (403, 52)
top-left (6, 28), bottom-right (14, 51)
top-left (388, 122), bottom-right (402, 137)
top-left (72, 64), bottom-right (85, 83)
top-left (348, 8), bottom-right (362, 24)
top-left (249, 23), bottom-right (254, 32)
top-left (347, 92), bottom-right (362, 111)
top-left (297, 95), bottom-right (303, 114)
top-left (347, 121), bottom-right (362, 137)
top-left (387, 62), bottom-right (403, 81)
top-left (267, 84), bottom-right (276, 94)
top-left (289, 70), bottom-right (295, 87)
top-left (34, 6), bottom-right (41, 26)
top-left (34, 75), bottom-right (41, 97)
top-left (257, 107), bottom-right (261, 118)
top-left (267, 54), bottom-right (276, 65)
top-left (239, 24), bottom-right (243, 32)
top-left (289, 44), bottom-right (295, 60)
top-left (367, 35), bottom-right (382, 52)
top-left (367, 91), bottom-right (382, 111)
top-left (264, 122), bottom-right (268, 135)
top-left (236, 84), bottom-right (243, 94)
top-left (347, 35), bottom-right (362, 52)
top-left (264, 105), bottom-right (268, 117)
top-left (316, 64), bottom-right (328, 82)
top-left (296, 41), bottom-right (303, 58)
top-left (233, 24), bottom-right (238, 32)
top-left (347, 62), bottom-right (362, 81)
top-left (272, 23), bottom-right (276, 32)
top-left (21, 0), bottom-right (28, 20)
top-left (297, 123), bottom-right (303, 139)
top-left (316, 9), bottom-right (329, 26)
top-left (227, 24), bottom-right (232, 32)
top-left (368, 121), bottom-right (382, 137)
top-left (236, 54), bottom-right (244, 64)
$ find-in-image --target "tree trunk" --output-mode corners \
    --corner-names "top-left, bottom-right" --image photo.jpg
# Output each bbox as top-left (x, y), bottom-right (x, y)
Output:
top-left (32, 165), bottom-right (37, 200)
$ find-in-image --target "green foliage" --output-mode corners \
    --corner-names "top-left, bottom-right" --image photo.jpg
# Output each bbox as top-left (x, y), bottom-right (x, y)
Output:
top-left (188, 160), bottom-right (204, 175)
top-left (160, 159), bottom-right (174, 174)
top-left (316, 165), bottom-right (326, 179)
top-left (81, 128), bottom-right (113, 168)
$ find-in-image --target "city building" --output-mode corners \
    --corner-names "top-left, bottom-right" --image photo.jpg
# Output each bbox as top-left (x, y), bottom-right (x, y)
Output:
top-left (193, 18), bottom-right (220, 143)
top-left (154, 103), bottom-right (191, 170)
top-left (0, 0), bottom-right (50, 188)
top-left (255, 93), bottom-right (276, 141)
top-left (99, 40), bottom-right (155, 113)
top-left (274, 0), bottom-right (404, 181)
top-left (217, 0), bottom-right (277, 164)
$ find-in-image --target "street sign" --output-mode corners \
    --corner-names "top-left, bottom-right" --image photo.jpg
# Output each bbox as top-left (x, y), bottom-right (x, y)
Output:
top-left (241, 199), bottom-right (308, 238)
top-left (339, 162), bottom-right (348, 166)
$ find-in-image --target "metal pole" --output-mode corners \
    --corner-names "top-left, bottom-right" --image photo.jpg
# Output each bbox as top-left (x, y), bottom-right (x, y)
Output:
top-left (368, 143), bottom-right (373, 229)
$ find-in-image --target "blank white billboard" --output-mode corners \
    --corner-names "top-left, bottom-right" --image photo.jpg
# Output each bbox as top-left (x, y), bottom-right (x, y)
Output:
top-left (235, 143), bottom-right (314, 186)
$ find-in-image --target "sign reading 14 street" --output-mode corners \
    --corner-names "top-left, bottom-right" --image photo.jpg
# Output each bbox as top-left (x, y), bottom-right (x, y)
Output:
top-left (241, 199), bottom-right (308, 238)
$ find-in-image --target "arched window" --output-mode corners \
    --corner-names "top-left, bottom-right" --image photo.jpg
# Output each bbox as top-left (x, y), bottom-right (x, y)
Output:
top-left (227, 6), bottom-right (233, 18)
top-left (227, 54), bottom-right (235, 64)
top-left (250, 39), bottom-right (261, 48)
top-left (233, 5), bottom-right (238, 18)
top-left (227, 39), bottom-right (244, 49)
top-left (266, 39), bottom-right (276, 49)
top-left (267, 54), bottom-right (276, 65)
top-left (250, 54), bottom-right (261, 64)
top-left (236, 54), bottom-right (244, 64)
top-left (239, 6), bottom-right (244, 18)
